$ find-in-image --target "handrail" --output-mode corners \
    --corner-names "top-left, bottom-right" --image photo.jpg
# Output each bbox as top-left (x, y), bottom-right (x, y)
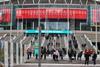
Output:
top-left (13, 36), bottom-right (16, 40)
top-left (20, 36), bottom-right (26, 43)
top-left (64, 36), bottom-right (68, 48)
top-left (13, 34), bottom-right (24, 43)
top-left (3, 34), bottom-right (7, 38)
top-left (23, 37), bottom-right (33, 45)
top-left (84, 34), bottom-right (96, 51)
top-left (20, 36), bottom-right (26, 64)
top-left (41, 36), bottom-right (45, 46)
top-left (0, 36), bottom-right (2, 39)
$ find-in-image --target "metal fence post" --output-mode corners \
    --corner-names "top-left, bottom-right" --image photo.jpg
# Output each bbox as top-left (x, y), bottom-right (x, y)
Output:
top-left (4, 41), bottom-right (8, 67)
top-left (38, 4), bottom-right (41, 67)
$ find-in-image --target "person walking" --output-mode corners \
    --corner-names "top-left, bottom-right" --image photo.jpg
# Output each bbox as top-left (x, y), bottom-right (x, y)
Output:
top-left (73, 50), bottom-right (77, 60)
top-left (59, 48), bottom-right (63, 60)
top-left (27, 47), bottom-right (32, 59)
top-left (41, 47), bottom-right (44, 59)
top-left (43, 46), bottom-right (47, 60)
top-left (92, 52), bottom-right (97, 65)
top-left (84, 54), bottom-right (90, 65)
top-left (77, 51), bottom-right (83, 61)
top-left (62, 48), bottom-right (66, 55)
top-left (68, 49), bottom-right (73, 62)
top-left (84, 49), bottom-right (90, 65)
top-left (53, 49), bottom-right (59, 61)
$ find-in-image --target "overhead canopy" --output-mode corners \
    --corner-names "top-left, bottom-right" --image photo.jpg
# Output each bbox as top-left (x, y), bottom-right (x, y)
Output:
top-left (12, 0), bottom-right (94, 4)
top-left (25, 30), bottom-right (73, 34)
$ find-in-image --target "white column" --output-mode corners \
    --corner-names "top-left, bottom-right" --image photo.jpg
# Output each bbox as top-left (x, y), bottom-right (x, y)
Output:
top-left (64, 36), bottom-right (68, 48)
top-left (41, 37), bottom-right (45, 46)
top-left (20, 41), bottom-right (23, 64)
top-left (32, 0), bottom-right (35, 3)
top-left (16, 43), bottom-right (19, 64)
top-left (67, 4), bottom-right (70, 53)
top-left (4, 41), bottom-right (8, 67)
top-left (10, 40), bottom-right (14, 67)
top-left (96, 22), bottom-right (98, 53)
top-left (57, 22), bottom-right (58, 30)
top-left (17, 20), bottom-right (19, 30)
top-left (24, 44), bottom-right (27, 63)
top-left (33, 22), bottom-right (34, 29)
top-left (91, 27), bottom-right (92, 31)
top-left (95, 1), bottom-right (98, 54)
top-left (20, 36), bottom-right (26, 64)
top-left (80, 23), bottom-right (82, 31)
top-left (21, 22), bottom-right (23, 30)
top-left (25, 20), bottom-right (27, 30)
top-left (45, 10), bottom-right (47, 30)
top-left (45, 21), bottom-right (46, 30)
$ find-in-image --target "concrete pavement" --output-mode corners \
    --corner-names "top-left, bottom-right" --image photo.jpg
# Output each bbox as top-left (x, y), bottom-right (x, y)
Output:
top-left (14, 64), bottom-right (100, 67)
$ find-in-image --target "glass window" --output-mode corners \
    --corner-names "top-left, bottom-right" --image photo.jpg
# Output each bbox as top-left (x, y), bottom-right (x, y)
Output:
top-left (46, 22), bottom-right (68, 30)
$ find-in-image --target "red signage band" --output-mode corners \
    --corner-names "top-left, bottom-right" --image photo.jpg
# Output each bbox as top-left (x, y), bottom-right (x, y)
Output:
top-left (16, 8), bottom-right (87, 19)
top-left (0, 9), bottom-right (10, 23)
top-left (92, 9), bottom-right (100, 23)
top-left (0, 8), bottom-right (87, 23)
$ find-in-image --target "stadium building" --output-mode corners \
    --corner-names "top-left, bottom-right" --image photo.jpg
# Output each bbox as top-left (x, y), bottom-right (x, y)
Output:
top-left (0, 0), bottom-right (99, 31)
top-left (0, 0), bottom-right (100, 67)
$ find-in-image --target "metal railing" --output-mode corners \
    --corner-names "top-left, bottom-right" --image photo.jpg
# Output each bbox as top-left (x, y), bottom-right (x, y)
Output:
top-left (84, 34), bottom-right (96, 51)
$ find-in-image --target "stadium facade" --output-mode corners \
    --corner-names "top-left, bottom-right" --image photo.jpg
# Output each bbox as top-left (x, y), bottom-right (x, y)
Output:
top-left (0, 0), bottom-right (99, 31)
top-left (1, 0), bottom-right (100, 67)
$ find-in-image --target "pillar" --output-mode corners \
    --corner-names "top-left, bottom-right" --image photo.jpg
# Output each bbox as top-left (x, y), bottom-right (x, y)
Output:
top-left (10, 41), bottom-right (14, 67)
top-left (4, 41), bottom-right (8, 67)
top-left (16, 43), bottom-right (19, 64)
top-left (20, 41), bottom-right (23, 64)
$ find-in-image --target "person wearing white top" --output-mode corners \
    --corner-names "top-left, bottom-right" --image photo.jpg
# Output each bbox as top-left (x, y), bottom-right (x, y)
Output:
top-left (53, 49), bottom-right (59, 61)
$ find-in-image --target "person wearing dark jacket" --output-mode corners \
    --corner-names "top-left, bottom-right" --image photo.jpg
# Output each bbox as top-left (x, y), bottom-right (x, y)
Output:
top-left (41, 46), bottom-right (47, 60)
top-left (41, 47), bottom-right (44, 59)
top-left (59, 49), bottom-right (63, 60)
top-left (27, 47), bottom-right (32, 59)
top-left (62, 48), bottom-right (66, 55)
top-left (84, 53), bottom-right (90, 65)
top-left (73, 50), bottom-right (77, 60)
top-left (92, 52), bottom-right (97, 65)
top-left (68, 49), bottom-right (73, 62)
top-left (43, 47), bottom-right (47, 60)
top-left (84, 49), bottom-right (91, 65)
top-left (77, 51), bottom-right (83, 61)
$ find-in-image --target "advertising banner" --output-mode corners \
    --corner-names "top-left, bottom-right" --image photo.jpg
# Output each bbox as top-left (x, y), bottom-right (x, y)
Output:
top-left (16, 8), bottom-right (87, 19)
top-left (91, 6), bottom-right (100, 25)
top-left (0, 8), bottom-right (87, 23)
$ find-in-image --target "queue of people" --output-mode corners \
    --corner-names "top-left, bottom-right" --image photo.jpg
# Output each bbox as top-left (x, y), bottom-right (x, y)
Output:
top-left (26, 46), bottom-right (66, 61)
top-left (26, 45), bottom-right (98, 65)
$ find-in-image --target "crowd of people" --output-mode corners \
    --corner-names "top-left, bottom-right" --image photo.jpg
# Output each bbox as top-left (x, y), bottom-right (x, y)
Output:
top-left (26, 34), bottom-right (98, 65)
top-left (68, 48), bottom-right (98, 65)
top-left (26, 46), bottom-right (67, 60)
top-left (26, 45), bottom-right (98, 65)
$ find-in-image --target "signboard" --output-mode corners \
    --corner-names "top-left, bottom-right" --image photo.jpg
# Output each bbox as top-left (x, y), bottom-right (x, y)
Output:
top-left (0, 8), bottom-right (87, 23)
top-left (92, 9), bottom-right (100, 23)
top-left (16, 8), bottom-right (87, 19)
top-left (0, 9), bottom-right (11, 23)
top-left (25, 30), bottom-right (73, 34)
top-left (91, 6), bottom-right (100, 24)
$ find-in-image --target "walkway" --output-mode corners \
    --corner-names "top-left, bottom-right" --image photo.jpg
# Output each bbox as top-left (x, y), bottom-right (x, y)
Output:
top-left (14, 64), bottom-right (100, 67)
